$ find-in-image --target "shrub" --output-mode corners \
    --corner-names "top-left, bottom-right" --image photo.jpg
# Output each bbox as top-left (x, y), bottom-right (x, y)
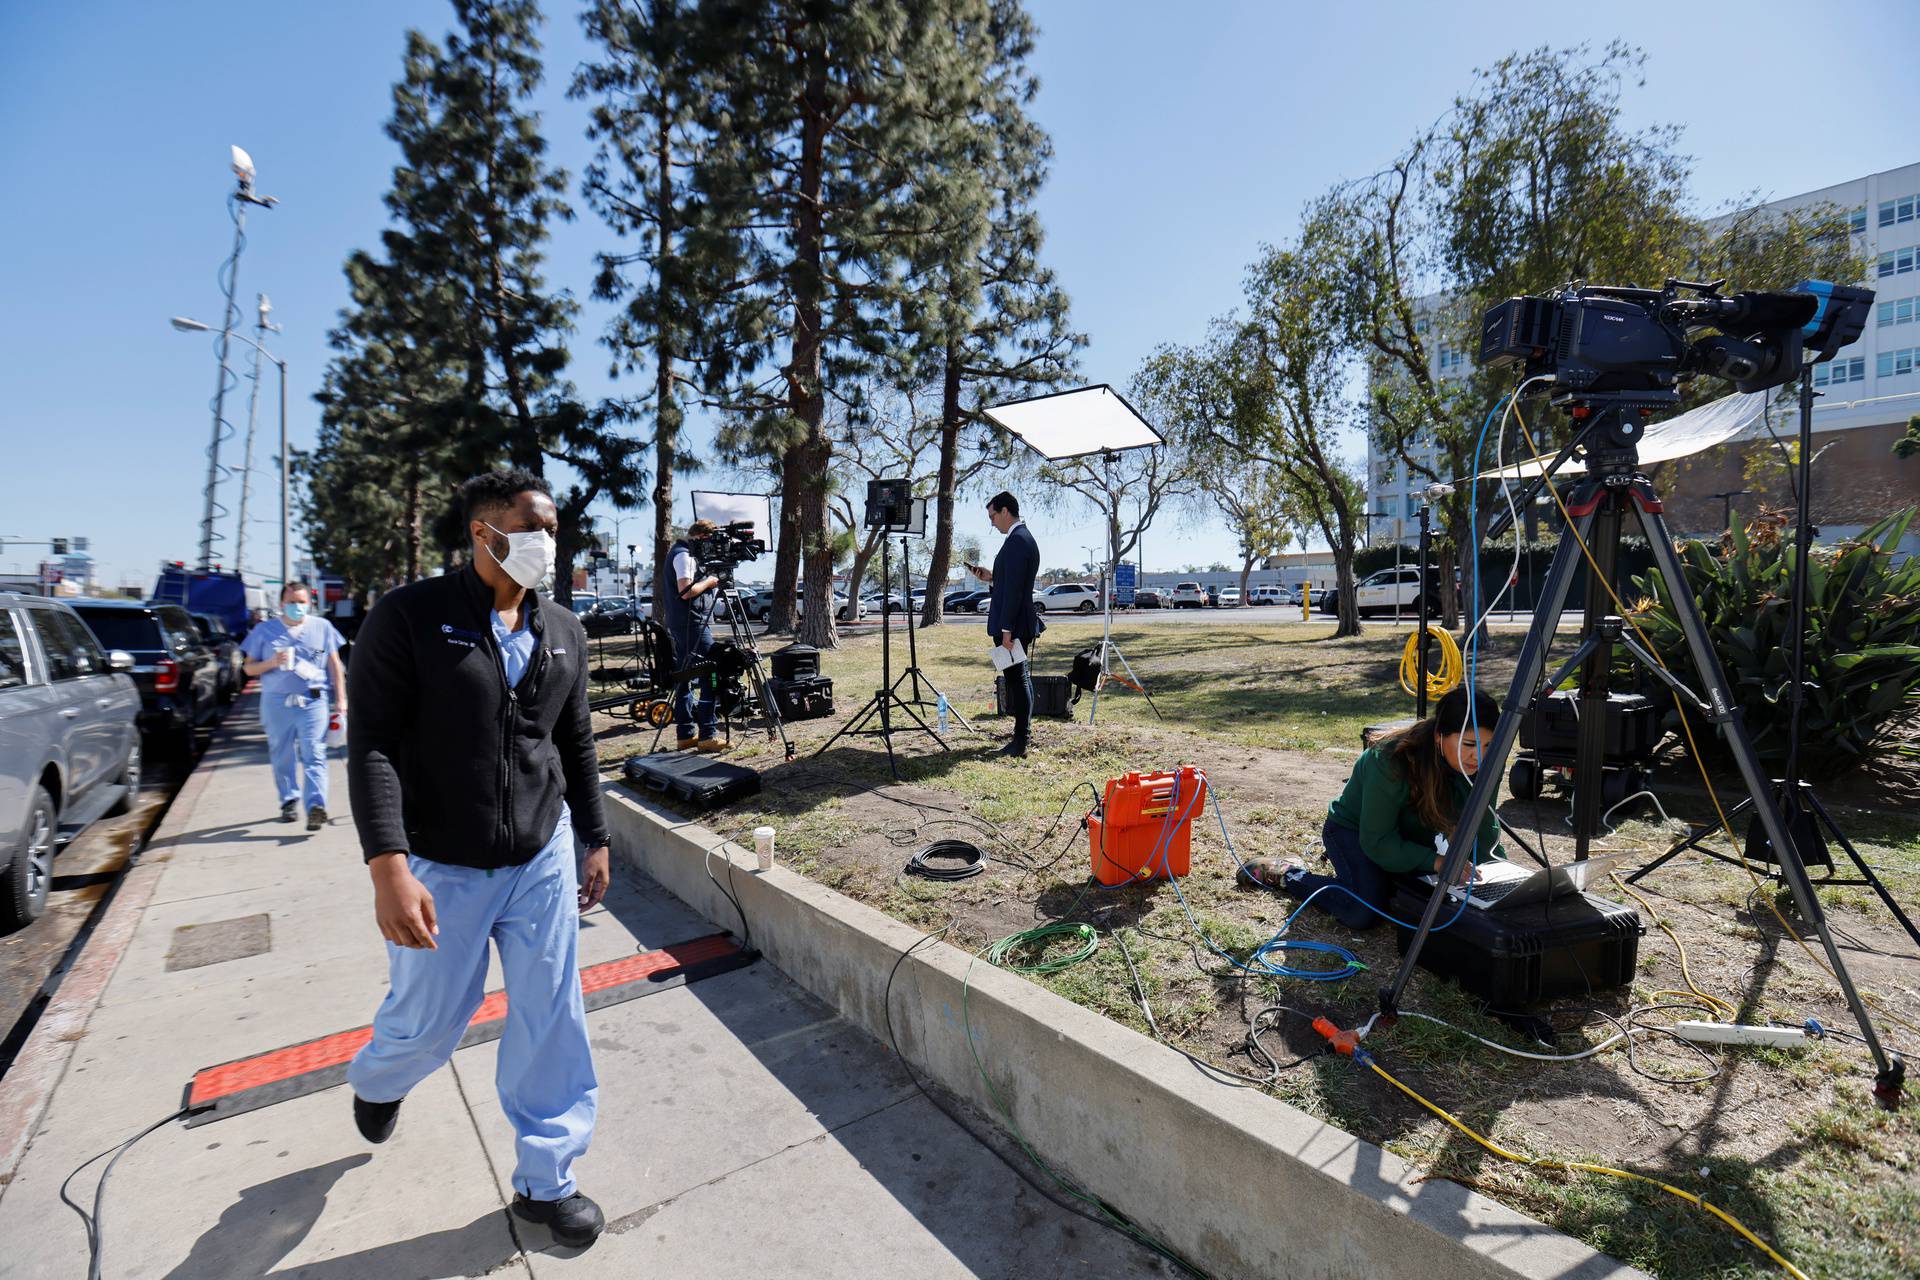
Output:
top-left (1628, 509), bottom-right (1920, 779)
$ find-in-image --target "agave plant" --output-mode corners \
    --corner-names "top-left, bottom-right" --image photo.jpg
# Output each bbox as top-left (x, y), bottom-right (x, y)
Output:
top-left (1628, 509), bottom-right (1920, 779)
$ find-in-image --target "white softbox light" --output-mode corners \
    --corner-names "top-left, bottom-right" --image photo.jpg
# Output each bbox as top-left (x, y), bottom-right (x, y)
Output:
top-left (983, 384), bottom-right (1162, 461)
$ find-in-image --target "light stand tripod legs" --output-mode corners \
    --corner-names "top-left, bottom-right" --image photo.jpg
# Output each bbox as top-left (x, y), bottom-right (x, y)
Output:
top-left (1636, 504), bottom-right (1900, 1093)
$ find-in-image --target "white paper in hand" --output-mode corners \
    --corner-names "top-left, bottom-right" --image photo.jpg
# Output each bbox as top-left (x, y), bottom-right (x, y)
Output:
top-left (990, 639), bottom-right (1026, 671)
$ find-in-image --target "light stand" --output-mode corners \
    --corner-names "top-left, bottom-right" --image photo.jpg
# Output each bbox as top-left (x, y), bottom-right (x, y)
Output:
top-left (814, 533), bottom-right (950, 778)
top-left (1086, 449), bottom-right (1164, 725)
top-left (1625, 370), bottom-right (1920, 945)
top-left (1382, 397), bottom-right (1904, 1104)
top-left (887, 533), bottom-right (972, 734)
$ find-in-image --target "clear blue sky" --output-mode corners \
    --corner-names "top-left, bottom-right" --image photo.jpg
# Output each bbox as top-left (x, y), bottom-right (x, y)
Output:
top-left (3, 0), bottom-right (1915, 589)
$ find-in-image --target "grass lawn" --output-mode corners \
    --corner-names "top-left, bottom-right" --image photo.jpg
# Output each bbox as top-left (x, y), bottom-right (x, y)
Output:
top-left (590, 618), bottom-right (1920, 1280)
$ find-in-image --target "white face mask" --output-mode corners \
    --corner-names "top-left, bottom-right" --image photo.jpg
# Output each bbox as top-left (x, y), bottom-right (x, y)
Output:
top-left (484, 522), bottom-right (556, 590)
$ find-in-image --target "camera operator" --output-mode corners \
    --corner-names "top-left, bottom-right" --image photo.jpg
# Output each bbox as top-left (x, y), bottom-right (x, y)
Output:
top-left (657, 519), bottom-right (726, 752)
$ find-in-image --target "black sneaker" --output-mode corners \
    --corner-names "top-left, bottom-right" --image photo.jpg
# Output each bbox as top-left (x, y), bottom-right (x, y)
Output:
top-left (998, 742), bottom-right (1028, 759)
top-left (353, 1094), bottom-right (401, 1144)
top-left (306, 806), bottom-right (328, 831)
top-left (280, 800), bottom-right (298, 823)
top-left (513, 1191), bottom-right (605, 1247)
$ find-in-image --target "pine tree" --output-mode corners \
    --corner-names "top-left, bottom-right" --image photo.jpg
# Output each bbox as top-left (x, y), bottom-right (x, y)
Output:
top-left (575, 0), bottom-right (758, 586)
top-left (695, 0), bottom-right (1000, 645)
top-left (310, 0), bottom-right (644, 602)
top-left (915, 0), bottom-right (1080, 628)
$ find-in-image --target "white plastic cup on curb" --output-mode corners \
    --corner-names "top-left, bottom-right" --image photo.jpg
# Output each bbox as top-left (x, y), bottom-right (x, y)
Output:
top-left (753, 826), bottom-right (776, 872)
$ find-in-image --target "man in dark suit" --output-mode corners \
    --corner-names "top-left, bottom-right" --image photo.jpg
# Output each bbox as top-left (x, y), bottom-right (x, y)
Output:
top-left (971, 491), bottom-right (1045, 757)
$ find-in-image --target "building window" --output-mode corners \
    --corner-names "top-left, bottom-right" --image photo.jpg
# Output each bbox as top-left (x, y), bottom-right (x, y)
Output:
top-left (1813, 357), bottom-right (1865, 387)
top-left (1878, 194), bottom-right (1917, 228)
top-left (1879, 246), bottom-right (1918, 278)
top-left (1879, 296), bottom-right (1917, 328)
top-left (1850, 206), bottom-right (1868, 234)
top-left (1878, 347), bottom-right (1917, 379)
top-left (1437, 347), bottom-right (1465, 372)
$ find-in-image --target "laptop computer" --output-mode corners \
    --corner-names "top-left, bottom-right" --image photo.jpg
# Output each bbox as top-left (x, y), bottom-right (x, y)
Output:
top-left (1419, 850), bottom-right (1633, 912)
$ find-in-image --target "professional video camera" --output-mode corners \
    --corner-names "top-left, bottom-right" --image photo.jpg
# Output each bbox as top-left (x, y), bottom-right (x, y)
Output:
top-left (1479, 277), bottom-right (1872, 404)
top-left (698, 520), bottom-right (767, 582)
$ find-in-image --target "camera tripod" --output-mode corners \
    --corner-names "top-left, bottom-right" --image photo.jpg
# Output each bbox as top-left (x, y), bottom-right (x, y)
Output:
top-left (814, 536), bottom-right (952, 779)
top-left (651, 580), bottom-right (793, 760)
top-left (1384, 394), bottom-right (1904, 1103)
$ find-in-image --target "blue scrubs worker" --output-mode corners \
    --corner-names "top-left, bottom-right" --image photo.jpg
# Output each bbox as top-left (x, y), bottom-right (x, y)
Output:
top-left (345, 469), bottom-right (614, 1249)
top-left (240, 583), bottom-right (346, 831)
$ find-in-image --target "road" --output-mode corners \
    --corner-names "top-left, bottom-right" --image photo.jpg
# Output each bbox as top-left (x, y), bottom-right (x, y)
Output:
top-left (0, 750), bottom-right (186, 1078)
top-left (837, 604), bottom-right (1582, 629)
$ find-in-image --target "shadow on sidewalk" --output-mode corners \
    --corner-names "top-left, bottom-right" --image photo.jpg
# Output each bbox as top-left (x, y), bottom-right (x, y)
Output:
top-left (163, 1153), bottom-right (520, 1279)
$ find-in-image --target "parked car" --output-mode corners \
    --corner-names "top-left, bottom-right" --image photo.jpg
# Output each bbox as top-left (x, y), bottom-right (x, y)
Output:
top-left (1133, 588), bottom-right (1164, 609)
top-left (189, 612), bottom-right (243, 705)
top-left (1249, 585), bottom-right (1285, 607)
top-left (1218, 586), bottom-right (1244, 607)
top-left (1169, 582), bottom-right (1206, 609)
top-left (68, 600), bottom-right (222, 759)
top-left (1, 593), bottom-right (142, 926)
top-left (943, 589), bottom-right (988, 613)
top-left (1034, 583), bottom-right (1100, 614)
top-left (1204, 584), bottom-right (1222, 607)
top-left (1351, 567), bottom-right (1439, 617)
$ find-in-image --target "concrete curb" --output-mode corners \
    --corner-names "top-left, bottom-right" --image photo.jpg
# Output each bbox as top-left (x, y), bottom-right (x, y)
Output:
top-left (603, 779), bottom-right (1645, 1280)
top-left (0, 738), bottom-right (220, 1187)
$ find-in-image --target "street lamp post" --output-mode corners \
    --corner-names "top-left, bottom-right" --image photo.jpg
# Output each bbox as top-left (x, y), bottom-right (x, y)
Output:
top-left (173, 317), bottom-right (288, 591)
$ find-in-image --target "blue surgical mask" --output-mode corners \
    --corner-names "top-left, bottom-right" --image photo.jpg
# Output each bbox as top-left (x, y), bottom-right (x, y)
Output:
top-left (282, 602), bottom-right (308, 623)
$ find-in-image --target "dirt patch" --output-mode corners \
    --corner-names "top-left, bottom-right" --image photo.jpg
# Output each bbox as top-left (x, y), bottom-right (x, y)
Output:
top-left (590, 627), bottom-right (1920, 1280)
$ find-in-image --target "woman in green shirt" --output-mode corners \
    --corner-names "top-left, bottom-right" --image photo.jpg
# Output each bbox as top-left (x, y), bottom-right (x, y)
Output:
top-left (1245, 686), bottom-right (1503, 928)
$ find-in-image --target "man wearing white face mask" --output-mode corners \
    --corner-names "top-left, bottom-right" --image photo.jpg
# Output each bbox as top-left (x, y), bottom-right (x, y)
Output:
top-left (240, 581), bottom-right (347, 830)
top-left (345, 468), bottom-right (614, 1249)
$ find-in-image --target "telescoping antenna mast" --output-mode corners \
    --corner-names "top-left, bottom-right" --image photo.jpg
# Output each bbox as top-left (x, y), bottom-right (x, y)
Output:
top-left (195, 146), bottom-right (276, 571)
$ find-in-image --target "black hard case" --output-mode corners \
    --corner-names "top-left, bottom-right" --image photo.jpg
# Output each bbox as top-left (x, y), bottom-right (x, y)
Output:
top-left (1387, 880), bottom-right (1643, 1007)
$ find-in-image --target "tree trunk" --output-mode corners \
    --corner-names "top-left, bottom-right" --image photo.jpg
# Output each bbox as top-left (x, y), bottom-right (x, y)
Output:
top-left (767, 448), bottom-right (804, 634)
top-left (919, 346), bottom-right (963, 629)
top-left (842, 529), bottom-right (883, 621)
top-left (1237, 554), bottom-right (1254, 600)
top-left (652, 116), bottom-right (678, 589)
top-left (403, 460), bottom-right (422, 583)
top-left (791, 45), bottom-right (837, 650)
top-left (1330, 503), bottom-right (1361, 639)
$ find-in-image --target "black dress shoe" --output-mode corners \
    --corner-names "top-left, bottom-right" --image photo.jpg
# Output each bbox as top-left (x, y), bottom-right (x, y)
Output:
top-left (353, 1094), bottom-right (401, 1143)
top-left (280, 800), bottom-right (299, 823)
top-left (306, 806), bottom-right (328, 831)
top-left (997, 742), bottom-right (1028, 758)
top-left (513, 1191), bottom-right (605, 1247)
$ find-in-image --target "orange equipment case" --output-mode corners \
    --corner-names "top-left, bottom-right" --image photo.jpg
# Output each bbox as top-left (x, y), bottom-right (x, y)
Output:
top-left (1089, 767), bottom-right (1208, 886)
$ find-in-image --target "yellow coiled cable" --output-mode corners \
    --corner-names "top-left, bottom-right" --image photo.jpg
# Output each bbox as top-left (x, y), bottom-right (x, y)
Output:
top-left (1399, 624), bottom-right (1463, 701)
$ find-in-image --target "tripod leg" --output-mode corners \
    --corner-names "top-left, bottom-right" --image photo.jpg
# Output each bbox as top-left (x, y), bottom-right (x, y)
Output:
top-left (1108, 644), bottom-right (1164, 719)
top-left (1807, 790), bottom-right (1920, 949)
top-left (1385, 502), bottom-right (1595, 1015)
top-left (1637, 503), bottom-right (1901, 1091)
top-left (1570, 499), bottom-right (1625, 858)
top-left (1625, 795), bottom-right (1754, 884)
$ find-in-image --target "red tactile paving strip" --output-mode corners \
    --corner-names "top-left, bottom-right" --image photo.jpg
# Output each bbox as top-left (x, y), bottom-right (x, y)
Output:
top-left (182, 933), bottom-right (748, 1125)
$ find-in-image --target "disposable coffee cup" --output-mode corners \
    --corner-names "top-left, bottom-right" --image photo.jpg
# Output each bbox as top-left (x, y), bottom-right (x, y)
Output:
top-left (753, 826), bottom-right (776, 872)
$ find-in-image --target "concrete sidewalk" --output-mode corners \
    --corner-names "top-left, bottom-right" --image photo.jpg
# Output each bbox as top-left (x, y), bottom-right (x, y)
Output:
top-left (0, 695), bottom-right (1168, 1278)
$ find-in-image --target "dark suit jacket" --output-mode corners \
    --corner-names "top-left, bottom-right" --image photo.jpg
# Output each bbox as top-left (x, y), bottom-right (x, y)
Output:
top-left (987, 522), bottom-right (1046, 646)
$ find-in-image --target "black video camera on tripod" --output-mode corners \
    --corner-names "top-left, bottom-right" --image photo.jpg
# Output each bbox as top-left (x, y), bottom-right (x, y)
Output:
top-left (698, 521), bottom-right (768, 584)
top-left (1384, 276), bottom-right (1907, 1102)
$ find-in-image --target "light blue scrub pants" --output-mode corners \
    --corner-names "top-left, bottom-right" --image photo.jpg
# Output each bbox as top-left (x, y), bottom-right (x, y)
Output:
top-left (347, 823), bottom-right (597, 1200)
top-left (260, 692), bottom-right (330, 810)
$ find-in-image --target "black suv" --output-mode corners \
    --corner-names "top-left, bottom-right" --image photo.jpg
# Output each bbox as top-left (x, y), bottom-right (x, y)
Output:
top-left (69, 601), bottom-right (221, 758)
top-left (190, 612), bottom-right (244, 705)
